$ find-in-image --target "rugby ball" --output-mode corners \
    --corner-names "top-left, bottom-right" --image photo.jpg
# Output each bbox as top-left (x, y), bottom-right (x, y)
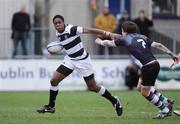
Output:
top-left (47, 41), bottom-right (63, 53)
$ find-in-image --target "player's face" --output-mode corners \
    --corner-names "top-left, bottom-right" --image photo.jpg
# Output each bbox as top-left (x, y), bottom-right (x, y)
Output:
top-left (53, 18), bottom-right (65, 32)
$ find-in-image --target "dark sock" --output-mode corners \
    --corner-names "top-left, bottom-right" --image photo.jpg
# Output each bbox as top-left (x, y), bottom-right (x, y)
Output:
top-left (48, 90), bottom-right (58, 107)
top-left (102, 89), bottom-right (117, 105)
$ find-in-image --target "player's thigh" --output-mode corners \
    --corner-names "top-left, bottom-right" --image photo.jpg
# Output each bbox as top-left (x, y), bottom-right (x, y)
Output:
top-left (84, 74), bottom-right (95, 86)
top-left (137, 77), bottom-right (143, 92)
top-left (141, 62), bottom-right (160, 86)
top-left (51, 71), bottom-right (65, 84)
top-left (74, 57), bottom-right (99, 89)
top-left (75, 57), bottom-right (94, 78)
top-left (84, 74), bottom-right (100, 91)
top-left (51, 56), bottom-right (74, 84)
top-left (51, 65), bottom-right (73, 86)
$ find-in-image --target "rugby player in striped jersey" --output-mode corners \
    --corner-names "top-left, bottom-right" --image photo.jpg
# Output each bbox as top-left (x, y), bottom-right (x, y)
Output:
top-left (37, 15), bottom-right (122, 116)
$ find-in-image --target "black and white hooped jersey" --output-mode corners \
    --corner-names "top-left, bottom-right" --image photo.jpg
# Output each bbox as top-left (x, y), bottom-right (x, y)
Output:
top-left (56, 24), bottom-right (88, 60)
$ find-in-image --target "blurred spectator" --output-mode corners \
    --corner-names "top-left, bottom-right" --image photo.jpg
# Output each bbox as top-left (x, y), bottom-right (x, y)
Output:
top-left (115, 10), bottom-right (131, 34)
top-left (11, 5), bottom-right (31, 58)
top-left (94, 7), bottom-right (116, 55)
top-left (134, 10), bottom-right (153, 37)
top-left (125, 56), bottom-right (140, 90)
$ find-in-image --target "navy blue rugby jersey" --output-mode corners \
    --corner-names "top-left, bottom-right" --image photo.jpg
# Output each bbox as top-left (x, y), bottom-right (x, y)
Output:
top-left (115, 33), bottom-right (156, 65)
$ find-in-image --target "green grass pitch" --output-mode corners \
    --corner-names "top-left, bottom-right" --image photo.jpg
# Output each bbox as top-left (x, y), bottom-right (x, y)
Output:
top-left (0, 90), bottom-right (180, 124)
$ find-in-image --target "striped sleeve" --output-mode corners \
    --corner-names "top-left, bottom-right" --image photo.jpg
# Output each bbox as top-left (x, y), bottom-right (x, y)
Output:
top-left (70, 26), bottom-right (83, 36)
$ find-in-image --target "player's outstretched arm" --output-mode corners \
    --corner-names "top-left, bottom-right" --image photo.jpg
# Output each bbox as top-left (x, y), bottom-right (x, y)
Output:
top-left (151, 42), bottom-right (179, 68)
top-left (83, 27), bottom-right (109, 36)
top-left (109, 33), bottom-right (122, 40)
top-left (83, 27), bottom-right (122, 40)
top-left (95, 38), bottom-right (117, 47)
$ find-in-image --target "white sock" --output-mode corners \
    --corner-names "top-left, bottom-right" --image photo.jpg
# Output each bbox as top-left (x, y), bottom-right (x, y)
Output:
top-left (150, 87), bottom-right (168, 105)
top-left (97, 86), bottom-right (105, 95)
top-left (150, 94), bottom-right (159, 104)
top-left (50, 85), bottom-right (59, 91)
top-left (150, 87), bottom-right (160, 96)
top-left (150, 87), bottom-right (156, 93)
top-left (161, 107), bottom-right (169, 113)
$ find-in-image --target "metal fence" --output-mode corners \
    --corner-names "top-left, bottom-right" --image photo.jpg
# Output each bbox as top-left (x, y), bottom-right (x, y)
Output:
top-left (0, 27), bottom-right (180, 59)
top-left (150, 27), bottom-right (180, 54)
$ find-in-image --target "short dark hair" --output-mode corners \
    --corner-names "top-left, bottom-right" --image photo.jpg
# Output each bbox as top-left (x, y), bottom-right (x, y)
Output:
top-left (122, 21), bottom-right (139, 34)
top-left (53, 15), bottom-right (64, 23)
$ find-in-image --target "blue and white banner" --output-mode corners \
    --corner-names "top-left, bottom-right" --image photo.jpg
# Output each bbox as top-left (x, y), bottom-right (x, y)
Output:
top-left (0, 59), bottom-right (180, 91)
top-left (0, 59), bottom-right (127, 91)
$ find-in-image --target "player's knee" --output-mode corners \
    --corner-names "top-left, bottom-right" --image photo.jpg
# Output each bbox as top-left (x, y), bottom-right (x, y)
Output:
top-left (88, 86), bottom-right (96, 92)
top-left (50, 79), bottom-right (59, 86)
top-left (137, 85), bottom-right (141, 92)
top-left (141, 91), bottom-right (147, 97)
top-left (141, 87), bottom-right (150, 97)
top-left (87, 84), bottom-right (99, 92)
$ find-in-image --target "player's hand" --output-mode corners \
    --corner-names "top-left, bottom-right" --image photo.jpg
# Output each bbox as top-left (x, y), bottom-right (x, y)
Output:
top-left (95, 38), bottom-right (102, 45)
top-left (103, 31), bottom-right (111, 38)
top-left (170, 54), bottom-right (179, 69)
top-left (103, 31), bottom-right (121, 40)
top-left (103, 32), bottom-right (116, 40)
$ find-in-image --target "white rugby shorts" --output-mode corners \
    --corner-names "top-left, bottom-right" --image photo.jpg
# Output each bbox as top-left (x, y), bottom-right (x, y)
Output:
top-left (61, 56), bottom-right (94, 77)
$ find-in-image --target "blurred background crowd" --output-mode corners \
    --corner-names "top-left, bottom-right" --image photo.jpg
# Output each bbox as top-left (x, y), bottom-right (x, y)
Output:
top-left (0, 0), bottom-right (180, 59)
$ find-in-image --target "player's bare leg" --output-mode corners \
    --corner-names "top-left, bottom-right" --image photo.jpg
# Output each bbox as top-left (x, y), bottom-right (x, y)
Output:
top-left (137, 78), bottom-right (142, 92)
top-left (137, 78), bottom-right (174, 116)
top-left (37, 65), bottom-right (73, 114)
top-left (149, 87), bottom-right (174, 113)
top-left (37, 71), bottom-right (66, 113)
top-left (84, 74), bottom-right (123, 116)
top-left (140, 85), bottom-right (171, 119)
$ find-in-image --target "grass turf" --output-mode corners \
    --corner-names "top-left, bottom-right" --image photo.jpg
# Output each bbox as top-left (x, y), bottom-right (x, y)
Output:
top-left (0, 90), bottom-right (180, 124)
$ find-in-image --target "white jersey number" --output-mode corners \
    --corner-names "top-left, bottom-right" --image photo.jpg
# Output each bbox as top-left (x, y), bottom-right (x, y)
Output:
top-left (137, 39), bottom-right (146, 48)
